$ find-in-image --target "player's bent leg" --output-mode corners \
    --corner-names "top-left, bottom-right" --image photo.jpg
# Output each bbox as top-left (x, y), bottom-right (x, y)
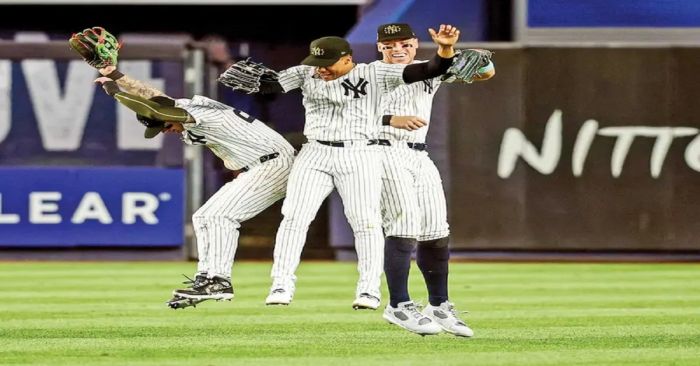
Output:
top-left (191, 215), bottom-right (210, 276)
top-left (384, 236), bottom-right (416, 307)
top-left (380, 147), bottom-right (422, 308)
top-left (416, 236), bottom-right (472, 337)
top-left (269, 147), bottom-right (334, 305)
top-left (335, 147), bottom-right (384, 308)
top-left (416, 156), bottom-right (450, 246)
top-left (380, 146), bottom-right (421, 238)
top-left (416, 237), bottom-right (450, 306)
top-left (183, 156), bottom-right (293, 306)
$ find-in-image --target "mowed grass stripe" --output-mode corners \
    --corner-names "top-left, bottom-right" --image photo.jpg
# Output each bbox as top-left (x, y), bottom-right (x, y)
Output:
top-left (0, 262), bottom-right (698, 365)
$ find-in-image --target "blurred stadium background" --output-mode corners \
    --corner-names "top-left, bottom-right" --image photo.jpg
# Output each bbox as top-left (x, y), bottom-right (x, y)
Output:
top-left (3, 0), bottom-right (700, 261)
top-left (1, 1), bottom-right (699, 365)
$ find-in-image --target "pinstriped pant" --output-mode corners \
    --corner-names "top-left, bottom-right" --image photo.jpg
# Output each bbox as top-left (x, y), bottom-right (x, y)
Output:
top-left (192, 154), bottom-right (294, 279)
top-left (380, 145), bottom-right (450, 241)
top-left (271, 141), bottom-right (384, 298)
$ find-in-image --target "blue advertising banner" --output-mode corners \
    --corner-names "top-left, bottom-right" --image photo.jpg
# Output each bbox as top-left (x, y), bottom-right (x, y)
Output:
top-left (0, 57), bottom-right (184, 166)
top-left (528, 0), bottom-right (700, 28)
top-left (0, 167), bottom-right (184, 247)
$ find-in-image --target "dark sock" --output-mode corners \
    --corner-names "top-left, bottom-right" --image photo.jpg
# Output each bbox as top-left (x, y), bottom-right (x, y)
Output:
top-left (384, 236), bottom-right (416, 307)
top-left (417, 237), bottom-right (450, 306)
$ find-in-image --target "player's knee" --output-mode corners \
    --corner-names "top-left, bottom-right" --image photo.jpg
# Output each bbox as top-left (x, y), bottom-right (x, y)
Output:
top-left (417, 237), bottom-right (450, 263)
top-left (347, 216), bottom-right (382, 234)
top-left (192, 214), bottom-right (240, 229)
top-left (386, 236), bottom-right (416, 254)
top-left (279, 215), bottom-right (313, 230)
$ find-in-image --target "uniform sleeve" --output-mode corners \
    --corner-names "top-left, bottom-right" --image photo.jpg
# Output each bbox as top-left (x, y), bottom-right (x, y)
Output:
top-left (381, 84), bottom-right (415, 117)
top-left (402, 53), bottom-right (453, 83)
top-left (114, 92), bottom-right (190, 122)
top-left (175, 96), bottom-right (225, 128)
top-left (372, 61), bottom-right (409, 93)
top-left (277, 65), bottom-right (311, 92)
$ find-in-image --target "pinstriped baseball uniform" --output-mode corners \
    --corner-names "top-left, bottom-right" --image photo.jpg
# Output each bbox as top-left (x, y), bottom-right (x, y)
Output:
top-left (270, 62), bottom-right (407, 299)
top-left (176, 95), bottom-right (295, 279)
top-left (379, 71), bottom-right (450, 241)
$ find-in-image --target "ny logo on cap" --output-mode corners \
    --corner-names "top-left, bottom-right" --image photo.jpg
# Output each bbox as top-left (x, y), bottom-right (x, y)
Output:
top-left (384, 25), bottom-right (401, 34)
top-left (311, 47), bottom-right (325, 56)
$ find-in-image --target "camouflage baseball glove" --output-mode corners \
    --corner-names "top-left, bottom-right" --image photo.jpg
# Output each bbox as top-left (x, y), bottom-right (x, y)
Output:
top-left (69, 27), bottom-right (121, 68)
top-left (217, 58), bottom-right (278, 94)
top-left (443, 49), bottom-right (493, 83)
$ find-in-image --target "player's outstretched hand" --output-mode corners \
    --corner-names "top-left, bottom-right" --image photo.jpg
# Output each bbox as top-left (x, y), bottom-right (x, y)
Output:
top-left (390, 115), bottom-right (427, 131)
top-left (428, 24), bottom-right (460, 48)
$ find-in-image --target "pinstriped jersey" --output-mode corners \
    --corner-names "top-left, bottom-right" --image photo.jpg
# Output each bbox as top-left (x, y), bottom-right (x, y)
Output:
top-left (379, 60), bottom-right (443, 144)
top-left (277, 61), bottom-right (407, 141)
top-left (175, 95), bottom-right (295, 170)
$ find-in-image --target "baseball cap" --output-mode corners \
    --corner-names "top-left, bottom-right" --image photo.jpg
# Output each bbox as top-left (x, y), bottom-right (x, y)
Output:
top-left (135, 96), bottom-right (175, 139)
top-left (137, 114), bottom-right (165, 139)
top-left (301, 36), bottom-right (352, 67)
top-left (377, 23), bottom-right (416, 42)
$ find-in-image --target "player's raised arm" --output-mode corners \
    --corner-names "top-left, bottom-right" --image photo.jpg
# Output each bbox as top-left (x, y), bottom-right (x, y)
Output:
top-left (401, 24), bottom-right (460, 84)
top-left (98, 65), bottom-right (168, 100)
top-left (94, 76), bottom-right (192, 123)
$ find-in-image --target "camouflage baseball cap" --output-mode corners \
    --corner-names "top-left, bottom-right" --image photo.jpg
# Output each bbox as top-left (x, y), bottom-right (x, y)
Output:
top-left (301, 36), bottom-right (352, 67)
top-left (377, 23), bottom-right (416, 42)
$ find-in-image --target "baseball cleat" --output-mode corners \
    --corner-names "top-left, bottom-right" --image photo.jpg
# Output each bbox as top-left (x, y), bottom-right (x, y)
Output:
top-left (383, 301), bottom-right (442, 336)
top-left (173, 276), bottom-right (234, 301)
top-left (265, 288), bottom-right (293, 305)
top-left (422, 301), bottom-right (474, 337)
top-left (352, 293), bottom-right (380, 310)
top-left (166, 295), bottom-right (208, 310)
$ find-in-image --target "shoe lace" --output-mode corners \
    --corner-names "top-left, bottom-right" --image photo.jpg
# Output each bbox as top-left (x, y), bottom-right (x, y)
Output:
top-left (182, 274), bottom-right (208, 289)
top-left (403, 302), bottom-right (426, 320)
top-left (361, 293), bottom-right (379, 302)
top-left (444, 302), bottom-right (469, 325)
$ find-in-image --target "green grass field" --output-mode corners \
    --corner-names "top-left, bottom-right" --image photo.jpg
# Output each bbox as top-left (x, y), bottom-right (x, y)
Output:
top-left (1, 262), bottom-right (699, 365)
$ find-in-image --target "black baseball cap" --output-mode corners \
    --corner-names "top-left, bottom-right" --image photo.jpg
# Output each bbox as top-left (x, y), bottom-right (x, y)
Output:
top-left (135, 96), bottom-right (176, 139)
top-left (301, 36), bottom-right (352, 67)
top-left (377, 23), bottom-right (416, 42)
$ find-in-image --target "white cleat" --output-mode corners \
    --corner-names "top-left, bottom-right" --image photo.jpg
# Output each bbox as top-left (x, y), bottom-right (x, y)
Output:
top-left (352, 293), bottom-right (380, 310)
top-left (383, 301), bottom-right (442, 336)
top-left (422, 301), bottom-right (474, 337)
top-left (265, 286), bottom-right (294, 305)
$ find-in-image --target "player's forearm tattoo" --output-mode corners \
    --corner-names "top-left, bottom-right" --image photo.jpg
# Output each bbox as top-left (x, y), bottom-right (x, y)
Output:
top-left (116, 75), bottom-right (165, 99)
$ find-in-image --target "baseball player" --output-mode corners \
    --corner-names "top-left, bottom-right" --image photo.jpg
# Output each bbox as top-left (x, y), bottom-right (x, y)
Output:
top-left (92, 66), bottom-right (296, 309)
top-left (239, 25), bottom-right (460, 310)
top-left (375, 23), bottom-right (494, 335)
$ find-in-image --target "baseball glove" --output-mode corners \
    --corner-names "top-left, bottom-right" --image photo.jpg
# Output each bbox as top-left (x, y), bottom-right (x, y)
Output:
top-left (69, 27), bottom-right (121, 68)
top-left (217, 58), bottom-right (278, 94)
top-left (443, 49), bottom-right (493, 83)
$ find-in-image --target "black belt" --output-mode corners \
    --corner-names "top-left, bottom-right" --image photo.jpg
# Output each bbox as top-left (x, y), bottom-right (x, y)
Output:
top-left (318, 140), bottom-right (379, 147)
top-left (375, 139), bottom-right (427, 151)
top-left (240, 152), bottom-right (280, 172)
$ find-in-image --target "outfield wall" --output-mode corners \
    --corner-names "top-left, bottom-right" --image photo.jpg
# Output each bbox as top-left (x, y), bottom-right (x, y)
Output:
top-left (412, 46), bottom-right (700, 252)
top-left (2, 40), bottom-right (700, 257)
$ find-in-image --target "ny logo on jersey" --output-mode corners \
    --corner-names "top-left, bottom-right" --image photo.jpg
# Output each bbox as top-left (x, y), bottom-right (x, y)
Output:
top-left (341, 78), bottom-right (369, 98)
top-left (185, 131), bottom-right (207, 145)
top-left (423, 80), bottom-right (434, 94)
